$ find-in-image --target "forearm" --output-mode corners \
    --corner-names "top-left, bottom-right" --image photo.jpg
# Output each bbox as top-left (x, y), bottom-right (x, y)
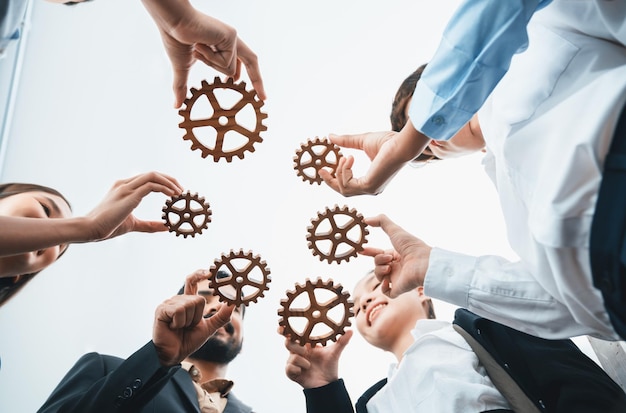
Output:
top-left (38, 342), bottom-right (179, 413)
top-left (140, 0), bottom-right (195, 31)
top-left (410, 0), bottom-right (545, 140)
top-left (0, 216), bottom-right (91, 257)
top-left (423, 247), bottom-right (590, 339)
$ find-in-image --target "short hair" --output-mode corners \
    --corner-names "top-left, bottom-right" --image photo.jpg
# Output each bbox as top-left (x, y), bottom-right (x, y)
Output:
top-left (0, 183), bottom-right (72, 308)
top-left (177, 270), bottom-right (246, 318)
top-left (389, 64), bottom-right (441, 164)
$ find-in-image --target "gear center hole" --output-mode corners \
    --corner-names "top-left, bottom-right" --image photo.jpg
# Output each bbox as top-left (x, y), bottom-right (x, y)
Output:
top-left (236, 276), bottom-right (244, 283)
top-left (312, 310), bottom-right (321, 319)
top-left (183, 212), bottom-right (191, 220)
top-left (218, 116), bottom-right (229, 126)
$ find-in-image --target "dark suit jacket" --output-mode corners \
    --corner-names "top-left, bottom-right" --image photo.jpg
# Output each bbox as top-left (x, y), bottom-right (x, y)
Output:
top-left (37, 341), bottom-right (253, 413)
top-left (303, 310), bottom-right (626, 413)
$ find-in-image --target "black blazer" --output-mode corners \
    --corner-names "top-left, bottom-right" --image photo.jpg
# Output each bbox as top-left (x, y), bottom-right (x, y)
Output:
top-left (37, 341), bottom-right (253, 413)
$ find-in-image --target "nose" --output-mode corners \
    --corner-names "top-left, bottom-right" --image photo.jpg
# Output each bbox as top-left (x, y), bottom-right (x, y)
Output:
top-left (203, 302), bottom-right (223, 318)
top-left (361, 297), bottom-right (373, 312)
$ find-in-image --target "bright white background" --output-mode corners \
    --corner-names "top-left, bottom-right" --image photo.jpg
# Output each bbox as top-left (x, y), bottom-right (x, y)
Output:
top-left (0, 0), bottom-right (550, 411)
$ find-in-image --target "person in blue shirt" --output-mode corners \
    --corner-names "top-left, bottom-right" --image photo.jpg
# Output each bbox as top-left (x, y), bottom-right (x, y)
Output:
top-left (319, 0), bottom-right (626, 197)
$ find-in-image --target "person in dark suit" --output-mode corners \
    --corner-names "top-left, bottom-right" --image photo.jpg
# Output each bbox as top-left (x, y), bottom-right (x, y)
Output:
top-left (37, 269), bottom-right (254, 413)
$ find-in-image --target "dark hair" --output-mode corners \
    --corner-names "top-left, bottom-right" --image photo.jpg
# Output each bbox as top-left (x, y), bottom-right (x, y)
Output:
top-left (63, 0), bottom-right (94, 6)
top-left (390, 64), bottom-right (441, 164)
top-left (0, 183), bottom-right (72, 308)
top-left (177, 270), bottom-right (246, 318)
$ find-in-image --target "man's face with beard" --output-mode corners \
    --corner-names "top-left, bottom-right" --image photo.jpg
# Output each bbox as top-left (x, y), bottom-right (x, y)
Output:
top-left (189, 279), bottom-right (244, 364)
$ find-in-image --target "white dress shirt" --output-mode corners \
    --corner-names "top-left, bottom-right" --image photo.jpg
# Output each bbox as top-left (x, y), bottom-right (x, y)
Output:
top-left (367, 320), bottom-right (510, 413)
top-left (425, 1), bottom-right (626, 340)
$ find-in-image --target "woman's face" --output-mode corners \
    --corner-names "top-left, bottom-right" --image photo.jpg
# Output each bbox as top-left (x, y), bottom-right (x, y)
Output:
top-left (0, 191), bottom-right (72, 277)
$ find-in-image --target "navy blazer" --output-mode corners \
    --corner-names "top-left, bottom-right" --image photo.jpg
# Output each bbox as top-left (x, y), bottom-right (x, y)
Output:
top-left (37, 341), bottom-right (253, 413)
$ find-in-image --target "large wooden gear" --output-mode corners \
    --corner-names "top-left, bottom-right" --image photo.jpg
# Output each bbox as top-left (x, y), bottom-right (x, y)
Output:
top-left (293, 137), bottom-right (342, 185)
top-left (178, 77), bottom-right (267, 162)
top-left (278, 278), bottom-right (354, 346)
top-left (307, 205), bottom-right (369, 264)
top-left (209, 249), bottom-right (271, 306)
top-left (162, 191), bottom-right (212, 238)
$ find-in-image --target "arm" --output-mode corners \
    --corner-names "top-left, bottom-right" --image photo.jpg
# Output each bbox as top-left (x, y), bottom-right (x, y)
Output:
top-left (140, 0), bottom-right (265, 108)
top-left (361, 215), bottom-right (590, 338)
top-left (283, 330), bottom-right (355, 413)
top-left (38, 279), bottom-right (235, 412)
top-left (410, 0), bottom-right (548, 141)
top-left (0, 171), bottom-right (183, 257)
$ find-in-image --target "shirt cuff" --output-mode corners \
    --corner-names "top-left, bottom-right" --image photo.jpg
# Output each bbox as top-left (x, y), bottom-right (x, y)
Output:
top-left (423, 247), bottom-right (477, 308)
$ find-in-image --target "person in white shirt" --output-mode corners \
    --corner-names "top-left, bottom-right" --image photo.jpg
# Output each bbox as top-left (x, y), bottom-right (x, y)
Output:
top-left (347, 1), bottom-right (626, 341)
top-left (283, 270), bottom-right (512, 413)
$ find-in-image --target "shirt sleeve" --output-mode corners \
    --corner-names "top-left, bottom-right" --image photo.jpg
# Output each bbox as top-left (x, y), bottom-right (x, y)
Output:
top-left (423, 247), bottom-right (594, 339)
top-left (37, 341), bottom-right (180, 413)
top-left (410, 0), bottom-right (550, 140)
top-left (303, 379), bottom-right (355, 413)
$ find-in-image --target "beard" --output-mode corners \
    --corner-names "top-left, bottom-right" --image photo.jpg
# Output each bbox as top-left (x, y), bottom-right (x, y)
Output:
top-left (189, 321), bottom-right (243, 364)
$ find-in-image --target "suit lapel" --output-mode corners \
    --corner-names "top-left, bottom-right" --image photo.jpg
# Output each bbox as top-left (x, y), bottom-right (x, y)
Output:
top-left (171, 369), bottom-right (201, 413)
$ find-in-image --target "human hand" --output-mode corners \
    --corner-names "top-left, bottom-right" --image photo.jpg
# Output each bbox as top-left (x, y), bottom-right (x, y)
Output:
top-left (141, 0), bottom-right (265, 108)
top-left (282, 327), bottom-right (353, 389)
top-left (85, 172), bottom-right (183, 241)
top-left (153, 278), bottom-right (234, 367)
top-left (360, 214), bottom-right (432, 298)
top-left (320, 124), bottom-right (430, 196)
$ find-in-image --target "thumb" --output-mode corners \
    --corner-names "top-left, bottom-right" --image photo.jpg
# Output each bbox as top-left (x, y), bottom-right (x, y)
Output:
top-left (332, 330), bottom-right (353, 356)
top-left (204, 304), bottom-right (234, 332)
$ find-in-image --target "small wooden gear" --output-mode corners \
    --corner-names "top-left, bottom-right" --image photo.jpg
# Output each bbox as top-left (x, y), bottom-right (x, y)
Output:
top-left (162, 191), bottom-right (212, 238)
top-left (307, 205), bottom-right (369, 264)
top-left (209, 249), bottom-right (271, 306)
top-left (293, 137), bottom-right (343, 185)
top-left (278, 278), bottom-right (354, 346)
top-left (178, 77), bottom-right (267, 162)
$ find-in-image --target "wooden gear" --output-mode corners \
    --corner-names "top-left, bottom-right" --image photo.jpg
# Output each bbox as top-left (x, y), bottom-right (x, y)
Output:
top-left (293, 137), bottom-right (342, 185)
top-left (307, 205), bottom-right (369, 264)
top-left (178, 77), bottom-right (267, 162)
top-left (162, 191), bottom-right (212, 238)
top-left (209, 249), bottom-right (271, 306)
top-left (278, 278), bottom-right (354, 346)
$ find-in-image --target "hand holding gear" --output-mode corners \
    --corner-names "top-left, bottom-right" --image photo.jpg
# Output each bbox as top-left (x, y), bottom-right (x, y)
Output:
top-left (293, 137), bottom-right (343, 185)
top-left (307, 205), bottom-right (369, 264)
top-left (209, 249), bottom-right (271, 306)
top-left (178, 77), bottom-right (267, 162)
top-left (162, 191), bottom-right (212, 238)
top-left (278, 278), bottom-right (354, 346)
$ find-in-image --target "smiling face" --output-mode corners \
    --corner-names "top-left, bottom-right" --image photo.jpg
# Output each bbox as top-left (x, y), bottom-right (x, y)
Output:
top-left (0, 190), bottom-right (72, 278)
top-left (352, 272), bottom-right (430, 354)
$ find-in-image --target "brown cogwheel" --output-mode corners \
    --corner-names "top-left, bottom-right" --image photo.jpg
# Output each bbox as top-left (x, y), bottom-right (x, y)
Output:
top-left (278, 278), bottom-right (354, 346)
top-left (293, 137), bottom-right (342, 185)
top-left (162, 191), bottom-right (212, 238)
top-left (209, 249), bottom-right (271, 306)
top-left (178, 77), bottom-right (268, 162)
top-left (306, 205), bottom-right (369, 264)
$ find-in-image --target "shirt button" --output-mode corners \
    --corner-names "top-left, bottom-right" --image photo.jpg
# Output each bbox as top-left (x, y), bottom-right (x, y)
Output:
top-left (431, 115), bottom-right (445, 125)
top-left (132, 379), bottom-right (142, 390)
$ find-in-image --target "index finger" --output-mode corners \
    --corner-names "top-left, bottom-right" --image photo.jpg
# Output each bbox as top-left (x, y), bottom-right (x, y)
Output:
top-left (328, 133), bottom-right (368, 150)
